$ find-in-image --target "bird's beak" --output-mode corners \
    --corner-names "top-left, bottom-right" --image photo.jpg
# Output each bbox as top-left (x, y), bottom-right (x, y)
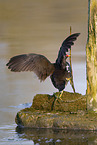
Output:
top-left (66, 54), bottom-right (70, 57)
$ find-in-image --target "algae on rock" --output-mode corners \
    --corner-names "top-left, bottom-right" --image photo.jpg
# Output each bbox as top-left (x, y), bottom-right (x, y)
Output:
top-left (15, 91), bottom-right (90, 129)
top-left (32, 92), bottom-right (86, 112)
top-left (15, 92), bottom-right (97, 130)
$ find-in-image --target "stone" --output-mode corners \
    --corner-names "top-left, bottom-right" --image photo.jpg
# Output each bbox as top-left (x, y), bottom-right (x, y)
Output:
top-left (15, 91), bottom-right (97, 130)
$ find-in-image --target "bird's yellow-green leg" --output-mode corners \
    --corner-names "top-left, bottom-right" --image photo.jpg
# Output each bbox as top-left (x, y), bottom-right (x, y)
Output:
top-left (58, 90), bottom-right (64, 101)
top-left (52, 91), bottom-right (64, 110)
top-left (53, 91), bottom-right (64, 102)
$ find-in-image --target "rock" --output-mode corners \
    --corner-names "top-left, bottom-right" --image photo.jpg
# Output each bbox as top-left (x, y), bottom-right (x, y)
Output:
top-left (32, 91), bottom-right (86, 112)
top-left (15, 108), bottom-right (97, 130)
top-left (15, 91), bottom-right (97, 130)
top-left (15, 92), bottom-right (97, 130)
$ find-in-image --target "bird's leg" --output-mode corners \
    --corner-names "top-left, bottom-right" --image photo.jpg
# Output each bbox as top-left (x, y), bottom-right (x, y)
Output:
top-left (52, 91), bottom-right (64, 110)
top-left (58, 90), bottom-right (64, 101)
top-left (53, 91), bottom-right (64, 102)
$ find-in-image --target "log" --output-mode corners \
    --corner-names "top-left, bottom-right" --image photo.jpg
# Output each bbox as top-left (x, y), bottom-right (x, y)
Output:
top-left (86, 0), bottom-right (97, 111)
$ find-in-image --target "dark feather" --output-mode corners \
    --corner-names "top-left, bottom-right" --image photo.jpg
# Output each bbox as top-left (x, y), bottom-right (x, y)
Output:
top-left (56, 33), bottom-right (80, 65)
top-left (50, 68), bottom-right (71, 91)
top-left (6, 53), bottom-right (55, 81)
top-left (6, 33), bottom-right (80, 92)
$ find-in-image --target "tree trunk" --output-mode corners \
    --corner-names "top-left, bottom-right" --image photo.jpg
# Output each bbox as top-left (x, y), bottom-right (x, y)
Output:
top-left (86, 0), bottom-right (97, 111)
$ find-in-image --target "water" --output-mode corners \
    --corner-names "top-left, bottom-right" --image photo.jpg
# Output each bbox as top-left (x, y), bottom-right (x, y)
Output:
top-left (0, 0), bottom-right (96, 144)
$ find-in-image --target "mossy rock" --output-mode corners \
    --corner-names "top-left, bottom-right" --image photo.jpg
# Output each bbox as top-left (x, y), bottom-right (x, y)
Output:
top-left (32, 91), bottom-right (86, 112)
top-left (15, 108), bottom-right (97, 130)
top-left (15, 91), bottom-right (97, 130)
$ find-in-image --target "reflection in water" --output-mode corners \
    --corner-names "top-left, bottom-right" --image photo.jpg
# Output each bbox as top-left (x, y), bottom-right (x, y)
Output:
top-left (16, 126), bottom-right (97, 145)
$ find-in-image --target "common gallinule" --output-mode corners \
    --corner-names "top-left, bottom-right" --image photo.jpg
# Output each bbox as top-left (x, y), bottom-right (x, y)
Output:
top-left (6, 33), bottom-right (80, 99)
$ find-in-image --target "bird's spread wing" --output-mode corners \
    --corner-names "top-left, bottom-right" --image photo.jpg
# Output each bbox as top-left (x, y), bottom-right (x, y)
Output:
top-left (6, 53), bottom-right (55, 81)
top-left (56, 33), bottom-right (80, 65)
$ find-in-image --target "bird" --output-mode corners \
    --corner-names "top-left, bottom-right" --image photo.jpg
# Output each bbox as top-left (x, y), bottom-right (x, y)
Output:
top-left (6, 33), bottom-right (80, 100)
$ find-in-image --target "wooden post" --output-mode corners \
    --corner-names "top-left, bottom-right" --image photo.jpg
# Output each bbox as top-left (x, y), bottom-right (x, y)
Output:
top-left (86, 0), bottom-right (97, 111)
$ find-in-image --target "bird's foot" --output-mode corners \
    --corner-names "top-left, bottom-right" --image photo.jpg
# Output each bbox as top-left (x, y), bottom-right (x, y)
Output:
top-left (58, 90), bottom-right (64, 101)
top-left (52, 91), bottom-right (64, 111)
top-left (53, 91), bottom-right (64, 102)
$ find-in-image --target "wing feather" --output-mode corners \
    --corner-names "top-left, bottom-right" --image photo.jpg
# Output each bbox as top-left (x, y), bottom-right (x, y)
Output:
top-left (6, 53), bottom-right (55, 81)
top-left (56, 33), bottom-right (80, 65)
